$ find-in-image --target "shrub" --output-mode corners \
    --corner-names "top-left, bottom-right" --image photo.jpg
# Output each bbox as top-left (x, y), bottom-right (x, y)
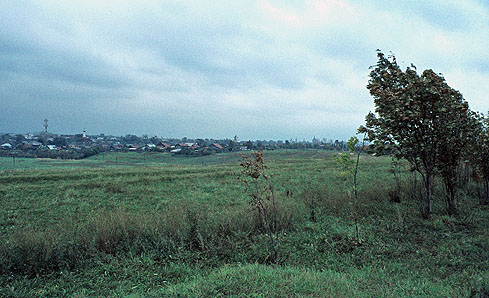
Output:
top-left (239, 150), bottom-right (280, 263)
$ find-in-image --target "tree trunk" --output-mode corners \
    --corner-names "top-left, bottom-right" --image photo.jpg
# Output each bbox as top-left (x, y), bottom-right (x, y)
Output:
top-left (445, 179), bottom-right (457, 216)
top-left (258, 201), bottom-right (277, 264)
top-left (412, 171), bottom-right (417, 201)
top-left (477, 182), bottom-right (482, 204)
top-left (420, 173), bottom-right (433, 219)
top-left (483, 177), bottom-right (489, 205)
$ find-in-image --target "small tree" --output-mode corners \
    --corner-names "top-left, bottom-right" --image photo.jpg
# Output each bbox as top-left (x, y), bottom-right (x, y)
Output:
top-left (467, 113), bottom-right (489, 205)
top-left (334, 134), bottom-right (366, 245)
top-left (388, 157), bottom-right (402, 203)
top-left (435, 106), bottom-right (479, 215)
top-left (238, 150), bottom-right (279, 263)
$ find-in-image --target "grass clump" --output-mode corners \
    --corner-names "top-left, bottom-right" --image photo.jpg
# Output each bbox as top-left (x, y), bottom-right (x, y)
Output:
top-left (163, 264), bottom-right (355, 297)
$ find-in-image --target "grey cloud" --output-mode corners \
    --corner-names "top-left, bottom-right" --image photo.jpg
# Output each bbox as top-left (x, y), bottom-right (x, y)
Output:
top-left (94, 4), bottom-right (309, 90)
top-left (1, 32), bottom-right (129, 90)
top-left (316, 36), bottom-right (373, 64)
top-left (1, 50), bottom-right (131, 89)
top-left (353, 0), bottom-right (474, 31)
top-left (469, 60), bottom-right (489, 75)
top-left (0, 1), bottom-right (487, 140)
top-left (1, 72), bottom-right (130, 105)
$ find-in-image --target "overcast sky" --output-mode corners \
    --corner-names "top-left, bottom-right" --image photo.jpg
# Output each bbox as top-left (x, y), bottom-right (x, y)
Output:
top-left (1, 0), bottom-right (488, 140)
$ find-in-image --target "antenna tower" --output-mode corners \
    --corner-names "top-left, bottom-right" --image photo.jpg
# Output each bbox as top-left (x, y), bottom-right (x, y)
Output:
top-left (44, 119), bottom-right (48, 133)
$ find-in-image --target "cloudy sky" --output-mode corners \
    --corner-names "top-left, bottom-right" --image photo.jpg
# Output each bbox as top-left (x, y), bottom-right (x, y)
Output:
top-left (1, 0), bottom-right (488, 140)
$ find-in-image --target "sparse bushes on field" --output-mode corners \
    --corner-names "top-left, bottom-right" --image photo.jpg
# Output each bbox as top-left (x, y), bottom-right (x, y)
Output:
top-left (3, 152), bottom-right (484, 277)
top-left (1, 150), bottom-right (488, 297)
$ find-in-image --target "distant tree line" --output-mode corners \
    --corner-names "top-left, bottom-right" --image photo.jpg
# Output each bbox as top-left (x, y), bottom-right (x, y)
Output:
top-left (0, 147), bottom-right (100, 159)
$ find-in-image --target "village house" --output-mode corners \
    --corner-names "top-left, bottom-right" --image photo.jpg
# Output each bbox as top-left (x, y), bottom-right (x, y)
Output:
top-left (211, 143), bottom-right (224, 151)
top-left (157, 142), bottom-right (170, 151)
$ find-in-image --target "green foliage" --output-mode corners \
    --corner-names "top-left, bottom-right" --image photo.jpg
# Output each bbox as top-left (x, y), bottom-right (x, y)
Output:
top-left (467, 112), bottom-right (489, 205)
top-left (364, 51), bottom-right (477, 218)
top-left (334, 152), bottom-right (354, 179)
top-left (335, 135), bottom-right (360, 179)
top-left (346, 136), bottom-right (358, 153)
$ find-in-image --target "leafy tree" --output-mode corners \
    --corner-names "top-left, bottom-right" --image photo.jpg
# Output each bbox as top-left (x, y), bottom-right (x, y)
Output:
top-left (122, 134), bottom-right (141, 144)
top-left (363, 51), bottom-right (475, 219)
top-left (15, 134), bottom-right (25, 143)
top-left (435, 104), bottom-right (478, 215)
top-left (228, 140), bottom-right (236, 152)
top-left (246, 140), bottom-right (253, 150)
top-left (51, 137), bottom-right (67, 147)
top-left (201, 147), bottom-right (213, 156)
top-left (149, 136), bottom-right (161, 144)
top-left (196, 138), bottom-right (206, 147)
top-left (467, 113), bottom-right (489, 205)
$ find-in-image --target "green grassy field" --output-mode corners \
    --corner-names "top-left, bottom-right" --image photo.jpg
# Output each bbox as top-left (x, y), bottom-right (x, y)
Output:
top-left (0, 150), bottom-right (326, 169)
top-left (0, 151), bottom-right (487, 297)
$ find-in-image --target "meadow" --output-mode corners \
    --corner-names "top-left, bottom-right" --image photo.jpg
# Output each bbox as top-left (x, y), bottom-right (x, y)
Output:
top-left (0, 151), bottom-right (487, 297)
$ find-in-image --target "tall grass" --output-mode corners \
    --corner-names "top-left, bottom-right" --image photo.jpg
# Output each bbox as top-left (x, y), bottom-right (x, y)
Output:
top-left (0, 193), bottom-right (306, 276)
